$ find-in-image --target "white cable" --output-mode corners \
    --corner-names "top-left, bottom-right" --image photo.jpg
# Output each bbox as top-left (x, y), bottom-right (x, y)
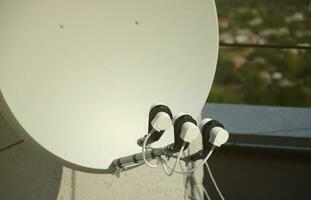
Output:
top-left (159, 143), bottom-right (186, 176)
top-left (160, 156), bottom-right (185, 175)
top-left (202, 186), bottom-right (211, 200)
top-left (178, 158), bottom-right (187, 173)
top-left (205, 162), bottom-right (225, 200)
top-left (184, 146), bottom-right (215, 173)
top-left (161, 146), bottom-right (210, 200)
top-left (159, 157), bottom-right (170, 173)
top-left (142, 129), bottom-right (159, 168)
top-left (161, 145), bottom-right (216, 174)
top-left (167, 143), bottom-right (186, 176)
top-left (181, 162), bottom-right (207, 200)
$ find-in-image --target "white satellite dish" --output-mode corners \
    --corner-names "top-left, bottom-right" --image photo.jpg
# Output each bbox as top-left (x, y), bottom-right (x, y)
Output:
top-left (0, 0), bottom-right (219, 172)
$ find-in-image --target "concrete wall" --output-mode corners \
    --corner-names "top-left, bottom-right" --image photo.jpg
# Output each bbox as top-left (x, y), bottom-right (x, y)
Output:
top-left (202, 104), bottom-right (311, 200)
top-left (205, 146), bottom-right (311, 200)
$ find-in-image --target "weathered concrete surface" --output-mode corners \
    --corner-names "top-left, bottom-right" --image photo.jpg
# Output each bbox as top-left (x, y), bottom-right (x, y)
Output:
top-left (57, 166), bottom-right (185, 200)
top-left (0, 142), bottom-right (63, 200)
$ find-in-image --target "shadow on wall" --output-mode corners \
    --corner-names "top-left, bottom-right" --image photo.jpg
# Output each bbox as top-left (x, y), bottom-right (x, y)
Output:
top-left (0, 141), bottom-right (63, 200)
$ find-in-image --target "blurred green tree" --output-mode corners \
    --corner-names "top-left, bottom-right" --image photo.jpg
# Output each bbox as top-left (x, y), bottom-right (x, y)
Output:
top-left (208, 0), bottom-right (311, 107)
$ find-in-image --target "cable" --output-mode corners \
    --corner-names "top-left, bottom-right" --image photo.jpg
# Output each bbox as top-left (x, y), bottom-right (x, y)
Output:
top-left (178, 157), bottom-right (187, 174)
top-left (160, 156), bottom-right (186, 175)
top-left (142, 129), bottom-right (159, 168)
top-left (179, 159), bottom-right (208, 200)
top-left (202, 186), bottom-right (212, 200)
top-left (184, 146), bottom-right (215, 173)
top-left (142, 128), bottom-right (216, 176)
top-left (220, 42), bottom-right (311, 50)
top-left (205, 162), bottom-right (225, 200)
top-left (159, 143), bottom-right (186, 176)
top-left (161, 145), bottom-right (216, 175)
top-left (179, 156), bottom-right (203, 200)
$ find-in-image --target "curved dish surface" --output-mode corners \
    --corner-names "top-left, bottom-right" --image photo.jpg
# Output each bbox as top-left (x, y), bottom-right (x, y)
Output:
top-left (0, 0), bottom-right (219, 171)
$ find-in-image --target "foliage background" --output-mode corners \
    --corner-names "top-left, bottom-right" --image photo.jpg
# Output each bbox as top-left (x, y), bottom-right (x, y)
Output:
top-left (208, 0), bottom-right (311, 107)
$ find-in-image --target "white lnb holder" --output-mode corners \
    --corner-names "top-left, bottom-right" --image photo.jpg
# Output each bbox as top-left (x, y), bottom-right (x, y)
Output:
top-left (180, 122), bottom-right (200, 143)
top-left (173, 112), bottom-right (200, 143)
top-left (199, 118), bottom-right (229, 147)
top-left (151, 112), bottom-right (172, 132)
top-left (209, 127), bottom-right (229, 147)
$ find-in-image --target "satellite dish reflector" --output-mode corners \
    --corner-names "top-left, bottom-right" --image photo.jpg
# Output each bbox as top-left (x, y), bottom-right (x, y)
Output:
top-left (0, 0), bottom-right (219, 172)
